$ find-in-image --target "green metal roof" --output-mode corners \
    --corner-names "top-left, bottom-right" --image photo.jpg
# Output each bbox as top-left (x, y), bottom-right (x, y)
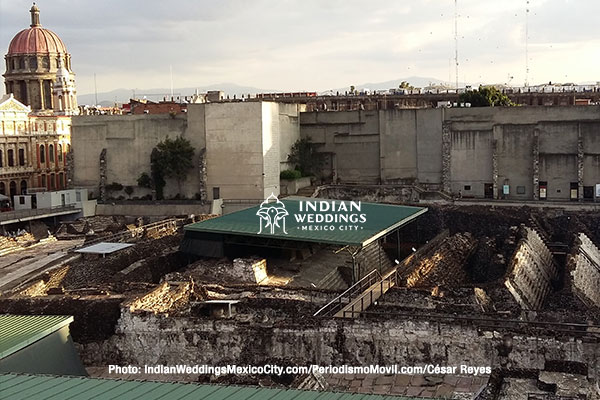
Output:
top-left (0, 315), bottom-right (73, 359)
top-left (0, 374), bottom-right (437, 400)
top-left (185, 198), bottom-right (427, 247)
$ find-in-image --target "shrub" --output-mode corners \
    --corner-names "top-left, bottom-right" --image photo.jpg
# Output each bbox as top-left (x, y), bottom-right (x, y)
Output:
top-left (280, 169), bottom-right (302, 180)
top-left (105, 182), bottom-right (123, 192)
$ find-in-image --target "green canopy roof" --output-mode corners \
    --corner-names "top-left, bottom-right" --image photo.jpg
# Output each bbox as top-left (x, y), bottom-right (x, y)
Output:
top-left (185, 198), bottom-right (427, 247)
top-left (0, 374), bottom-right (439, 400)
top-left (0, 315), bottom-right (73, 359)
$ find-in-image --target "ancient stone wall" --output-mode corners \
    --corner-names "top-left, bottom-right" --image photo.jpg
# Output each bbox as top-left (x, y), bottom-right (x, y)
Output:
top-left (78, 310), bottom-right (600, 380)
top-left (568, 233), bottom-right (600, 308)
top-left (504, 227), bottom-right (558, 310)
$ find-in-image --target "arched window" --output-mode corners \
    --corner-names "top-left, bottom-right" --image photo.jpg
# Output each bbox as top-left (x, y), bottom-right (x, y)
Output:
top-left (39, 144), bottom-right (45, 164)
top-left (0, 149), bottom-right (3, 168)
top-left (18, 148), bottom-right (25, 166)
top-left (49, 144), bottom-right (55, 163)
top-left (0, 182), bottom-right (5, 195)
top-left (50, 174), bottom-right (55, 190)
top-left (58, 173), bottom-right (64, 189)
top-left (9, 181), bottom-right (17, 198)
top-left (20, 180), bottom-right (27, 195)
top-left (57, 144), bottom-right (63, 163)
top-left (41, 174), bottom-right (46, 188)
top-left (7, 149), bottom-right (14, 167)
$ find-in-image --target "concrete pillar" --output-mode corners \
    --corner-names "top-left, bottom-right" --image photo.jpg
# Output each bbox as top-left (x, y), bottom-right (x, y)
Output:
top-left (577, 123), bottom-right (584, 202)
top-left (441, 122), bottom-right (452, 194)
top-left (492, 139), bottom-right (499, 199)
top-left (532, 129), bottom-right (540, 200)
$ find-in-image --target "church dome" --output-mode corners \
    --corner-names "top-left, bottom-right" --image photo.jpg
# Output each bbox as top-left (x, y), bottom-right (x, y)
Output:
top-left (7, 4), bottom-right (68, 55)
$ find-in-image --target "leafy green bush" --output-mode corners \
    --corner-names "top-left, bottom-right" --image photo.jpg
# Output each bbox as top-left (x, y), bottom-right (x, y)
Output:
top-left (280, 169), bottom-right (302, 180)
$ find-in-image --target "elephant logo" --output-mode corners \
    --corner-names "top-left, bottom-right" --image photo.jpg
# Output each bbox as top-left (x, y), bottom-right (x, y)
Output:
top-left (257, 193), bottom-right (288, 235)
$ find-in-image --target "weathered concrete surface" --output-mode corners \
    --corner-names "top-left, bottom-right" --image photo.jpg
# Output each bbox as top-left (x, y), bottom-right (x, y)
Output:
top-left (301, 106), bottom-right (600, 201)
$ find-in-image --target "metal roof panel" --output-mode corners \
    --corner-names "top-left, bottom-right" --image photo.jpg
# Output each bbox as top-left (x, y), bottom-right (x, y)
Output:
top-left (0, 315), bottom-right (73, 359)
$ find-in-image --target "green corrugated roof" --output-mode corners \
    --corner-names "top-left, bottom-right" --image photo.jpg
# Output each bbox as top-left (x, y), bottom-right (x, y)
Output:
top-left (0, 374), bottom-right (437, 400)
top-left (0, 315), bottom-right (73, 359)
top-left (185, 198), bottom-right (427, 247)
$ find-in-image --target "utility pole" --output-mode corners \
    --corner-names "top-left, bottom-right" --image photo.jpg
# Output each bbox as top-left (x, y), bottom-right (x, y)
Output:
top-left (525, 0), bottom-right (530, 86)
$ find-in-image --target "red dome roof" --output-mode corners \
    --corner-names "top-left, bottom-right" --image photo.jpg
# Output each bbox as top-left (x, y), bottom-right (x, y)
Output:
top-left (7, 26), bottom-right (67, 55)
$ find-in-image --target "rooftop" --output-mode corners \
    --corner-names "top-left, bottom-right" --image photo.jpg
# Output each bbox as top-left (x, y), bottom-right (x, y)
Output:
top-left (0, 374), bottom-right (437, 400)
top-left (184, 197), bottom-right (427, 247)
top-left (0, 315), bottom-right (73, 359)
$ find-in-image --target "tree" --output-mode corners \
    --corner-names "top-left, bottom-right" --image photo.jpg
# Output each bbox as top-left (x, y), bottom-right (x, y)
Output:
top-left (399, 81), bottom-right (414, 90)
top-left (147, 136), bottom-right (195, 199)
top-left (459, 86), bottom-right (515, 107)
top-left (288, 138), bottom-right (323, 177)
top-left (350, 85), bottom-right (356, 94)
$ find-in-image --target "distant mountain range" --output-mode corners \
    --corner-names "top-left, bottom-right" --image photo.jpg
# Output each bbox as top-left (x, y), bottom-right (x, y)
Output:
top-left (77, 76), bottom-right (456, 106)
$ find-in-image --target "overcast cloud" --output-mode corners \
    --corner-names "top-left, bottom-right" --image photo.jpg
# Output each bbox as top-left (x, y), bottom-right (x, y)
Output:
top-left (1, 0), bottom-right (599, 96)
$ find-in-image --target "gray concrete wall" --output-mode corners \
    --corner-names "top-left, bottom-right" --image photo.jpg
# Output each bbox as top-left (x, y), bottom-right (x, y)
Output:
top-left (71, 114), bottom-right (191, 197)
top-left (73, 102), bottom-right (301, 203)
top-left (300, 105), bottom-right (600, 201)
top-left (204, 102), bottom-right (264, 200)
top-left (95, 203), bottom-right (209, 217)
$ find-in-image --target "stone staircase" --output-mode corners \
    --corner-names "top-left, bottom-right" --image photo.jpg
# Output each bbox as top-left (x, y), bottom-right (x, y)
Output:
top-left (317, 267), bottom-right (349, 290)
top-left (296, 185), bottom-right (318, 198)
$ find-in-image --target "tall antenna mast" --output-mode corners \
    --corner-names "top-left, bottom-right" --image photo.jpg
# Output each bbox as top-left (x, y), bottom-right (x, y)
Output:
top-left (94, 73), bottom-right (98, 105)
top-left (170, 65), bottom-right (174, 98)
top-left (525, 0), bottom-right (530, 86)
top-left (454, 0), bottom-right (459, 90)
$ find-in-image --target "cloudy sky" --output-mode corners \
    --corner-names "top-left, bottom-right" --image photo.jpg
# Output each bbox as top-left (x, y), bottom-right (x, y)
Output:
top-left (1, 0), bottom-right (599, 95)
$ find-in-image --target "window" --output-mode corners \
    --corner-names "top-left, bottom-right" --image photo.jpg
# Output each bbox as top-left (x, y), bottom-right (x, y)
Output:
top-left (41, 175), bottom-right (46, 188)
top-left (516, 186), bottom-right (526, 195)
top-left (39, 144), bottom-right (45, 164)
top-left (42, 57), bottom-right (50, 69)
top-left (18, 148), bottom-right (25, 166)
top-left (19, 57), bottom-right (25, 69)
top-left (57, 144), bottom-right (63, 162)
top-left (19, 81), bottom-right (27, 104)
top-left (20, 180), bottom-right (27, 195)
top-left (19, 196), bottom-right (25, 205)
top-left (213, 187), bottom-right (220, 199)
top-left (9, 181), bottom-right (17, 197)
top-left (0, 149), bottom-right (3, 168)
top-left (58, 173), bottom-right (64, 189)
top-left (7, 149), bottom-right (14, 167)
top-left (49, 144), bottom-right (54, 163)
top-left (0, 182), bottom-right (4, 195)
top-left (76, 191), bottom-right (81, 202)
top-left (464, 185), bottom-right (471, 191)
top-left (30, 57), bottom-right (37, 69)
top-left (50, 174), bottom-right (55, 190)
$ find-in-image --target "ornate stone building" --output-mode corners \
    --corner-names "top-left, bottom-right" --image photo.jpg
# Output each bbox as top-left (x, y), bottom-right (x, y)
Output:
top-left (0, 4), bottom-right (75, 201)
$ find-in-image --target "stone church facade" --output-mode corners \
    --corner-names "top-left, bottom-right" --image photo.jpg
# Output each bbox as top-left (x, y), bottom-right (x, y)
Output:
top-left (0, 4), bottom-right (76, 200)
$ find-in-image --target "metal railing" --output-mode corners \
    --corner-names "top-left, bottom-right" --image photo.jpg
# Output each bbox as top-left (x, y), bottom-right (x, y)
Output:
top-left (314, 269), bottom-right (384, 317)
top-left (0, 204), bottom-right (78, 222)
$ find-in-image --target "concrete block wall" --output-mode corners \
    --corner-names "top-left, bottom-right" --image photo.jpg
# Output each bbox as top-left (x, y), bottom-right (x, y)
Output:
top-left (505, 227), bottom-right (558, 310)
top-left (569, 233), bottom-right (600, 308)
